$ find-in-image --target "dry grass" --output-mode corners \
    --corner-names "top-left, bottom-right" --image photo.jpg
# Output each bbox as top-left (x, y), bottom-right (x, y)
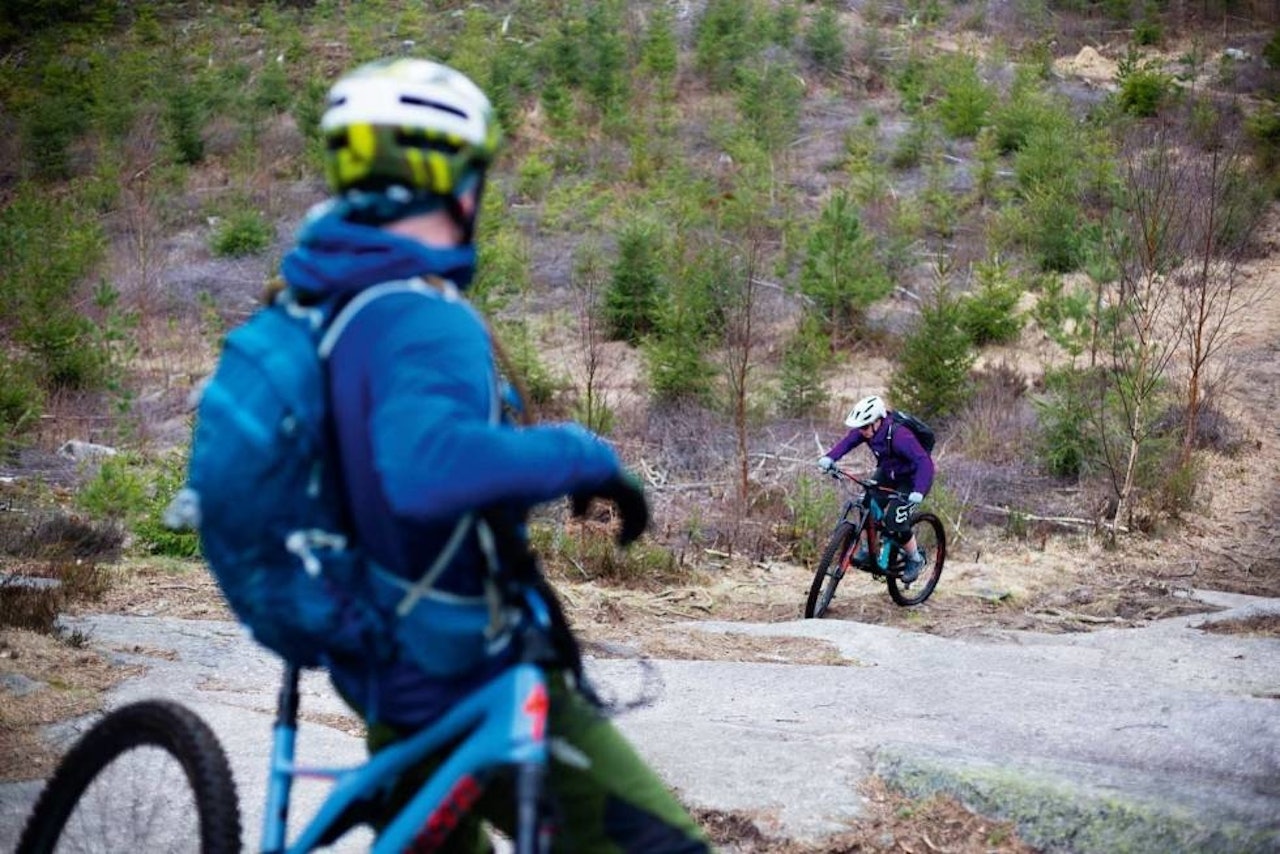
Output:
top-left (82, 559), bottom-right (231, 621)
top-left (0, 560), bottom-right (115, 631)
top-left (1, 478), bottom-right (125, 636)
top-left (0, 629), bottom-right (144, 782)
top-left (1197, 613), bottom-right (1280, 638)
top-left (300, 710), bottom-right (367, 739)
top-left (953, 361), bottom-right (1035, 465)
top-left (695, 777), bottom-right (1037, 853)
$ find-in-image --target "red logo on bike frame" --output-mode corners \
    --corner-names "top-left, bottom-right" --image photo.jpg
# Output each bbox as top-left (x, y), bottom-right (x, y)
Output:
top-left (523, 682), bottom-right (549, 741)
top-left (408, 774), bottom-right (482, 851)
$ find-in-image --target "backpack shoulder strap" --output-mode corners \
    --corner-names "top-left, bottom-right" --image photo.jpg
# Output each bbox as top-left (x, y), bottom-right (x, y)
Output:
top-left (317, 277), bottom-right (454, 359)
top-left (319, 276), bottom-right (507, 621)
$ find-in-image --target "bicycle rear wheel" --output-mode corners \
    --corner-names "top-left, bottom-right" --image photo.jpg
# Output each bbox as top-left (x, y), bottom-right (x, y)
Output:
top-left (16, 700), bottom-right (241, 854)
top-left (805, 521), bottom-right (856, 618)
top-left (888, 513), bottom-right (946, 607)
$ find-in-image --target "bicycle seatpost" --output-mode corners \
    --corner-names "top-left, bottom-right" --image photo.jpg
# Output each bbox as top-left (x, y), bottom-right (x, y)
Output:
top-left (262, 664), bottom-right (301, 853)
top-left (276, 664), bottom-right (301, 725)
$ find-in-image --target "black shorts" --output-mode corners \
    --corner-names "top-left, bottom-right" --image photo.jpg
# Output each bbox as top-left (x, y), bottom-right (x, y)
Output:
top-left (866, 472), bottom-right (914, 539)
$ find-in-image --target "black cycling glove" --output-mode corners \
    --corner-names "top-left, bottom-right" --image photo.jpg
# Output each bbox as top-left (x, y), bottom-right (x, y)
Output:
top-left (570, 471), bottom-right (649, 546)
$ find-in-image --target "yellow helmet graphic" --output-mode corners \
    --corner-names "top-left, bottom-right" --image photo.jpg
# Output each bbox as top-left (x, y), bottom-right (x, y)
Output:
top-left (321, 59), bottom-right (501, 198)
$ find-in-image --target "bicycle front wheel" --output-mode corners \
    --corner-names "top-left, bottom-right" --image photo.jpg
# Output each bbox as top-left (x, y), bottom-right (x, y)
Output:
top-left (888, 513), bottom-right (946, 607)
top-left (805, 521), bottom-right (856, 618)
top-left (17, 700), bottom-right (241, 854)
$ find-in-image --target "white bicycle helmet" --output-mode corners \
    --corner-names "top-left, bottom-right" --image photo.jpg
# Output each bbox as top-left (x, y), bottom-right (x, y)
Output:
top-left (844, 395), bottom-right (887, 428)
top-left (321, 58), bottom-right (501, 199)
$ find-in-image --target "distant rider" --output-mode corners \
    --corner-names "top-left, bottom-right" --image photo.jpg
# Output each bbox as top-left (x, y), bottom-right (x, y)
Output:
top-left (817, 395), bottom-right (935, 583)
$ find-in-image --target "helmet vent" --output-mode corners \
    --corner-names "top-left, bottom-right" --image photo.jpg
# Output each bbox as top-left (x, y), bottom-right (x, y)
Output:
top-left (399, 95), bottom-right (467, 120)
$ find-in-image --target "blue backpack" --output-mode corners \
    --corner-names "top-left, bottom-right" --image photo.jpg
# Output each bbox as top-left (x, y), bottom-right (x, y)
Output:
top-left (167, 288), bottom-right (406, 667)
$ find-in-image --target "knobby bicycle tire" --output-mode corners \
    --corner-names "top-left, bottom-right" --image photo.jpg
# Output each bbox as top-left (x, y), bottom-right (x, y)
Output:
top-left (16, 699), bottom-right (241, 854)
top-left (805, 520), bottom-right (857, 618)
top-left (887, 512), bottom-right (946, 607)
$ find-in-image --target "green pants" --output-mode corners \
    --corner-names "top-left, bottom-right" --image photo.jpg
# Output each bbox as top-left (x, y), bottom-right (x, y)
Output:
top-left (365, 673), bottom-right (712, 853)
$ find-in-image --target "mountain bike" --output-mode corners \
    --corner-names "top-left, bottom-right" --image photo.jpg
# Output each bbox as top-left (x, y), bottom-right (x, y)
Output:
top-left (804, 469), bottom-right (946, 618)
top-left (16, 583), bottom-right (560, 854)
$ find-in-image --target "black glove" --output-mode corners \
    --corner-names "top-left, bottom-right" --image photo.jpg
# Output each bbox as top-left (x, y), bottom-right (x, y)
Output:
top-left (570, 471), bottom-right (649, 547)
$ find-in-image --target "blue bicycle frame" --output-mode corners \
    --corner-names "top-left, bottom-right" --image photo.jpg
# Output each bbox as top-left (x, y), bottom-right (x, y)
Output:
top-left (260, 591), bottom-right (553, 853)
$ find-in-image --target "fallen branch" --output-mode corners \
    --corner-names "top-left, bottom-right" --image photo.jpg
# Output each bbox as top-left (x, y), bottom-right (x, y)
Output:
top-left (893, 284), bottom-right (922, 303)
top-left (648, 481), bottom-right (731, 492)
top-left (555, 586), bottom-right (580, 608)
top-left (652, 587), bottom-right (714, 608)
top-left (637, 458), bottom-right (668, 487)
top-left (974, 504), bottom-right (1112, 531)
top-left (957, 590), bottom-right (1013, 603)
top-left (566, 557), bottom-right (590, 580)
top-left (1032, 607), bottom-right (1129, 625)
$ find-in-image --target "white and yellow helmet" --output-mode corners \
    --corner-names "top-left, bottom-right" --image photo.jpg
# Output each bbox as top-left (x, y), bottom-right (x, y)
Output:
top-left (321, 58), bottom-right (501, 199)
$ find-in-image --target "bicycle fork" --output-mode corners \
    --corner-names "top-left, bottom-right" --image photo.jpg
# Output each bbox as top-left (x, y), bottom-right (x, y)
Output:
top-left (515, 760), bottom-right (552, 854)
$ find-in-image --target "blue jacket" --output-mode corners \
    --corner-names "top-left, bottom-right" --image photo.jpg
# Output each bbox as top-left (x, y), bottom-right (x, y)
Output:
top-left (281, 202), bottom-right (621, 727)
top-left (825, 413), bottom-right (934, 496)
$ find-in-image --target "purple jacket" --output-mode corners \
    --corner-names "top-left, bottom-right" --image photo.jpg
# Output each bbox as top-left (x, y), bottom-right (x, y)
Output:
top-left (825, 413), bottom-right (934, 495)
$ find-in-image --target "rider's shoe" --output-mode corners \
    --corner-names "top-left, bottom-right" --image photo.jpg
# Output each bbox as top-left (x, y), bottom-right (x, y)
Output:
top-left (852, 543), bottom-right (870, 565)
top-left (901, 549), bottom-right (926, 584)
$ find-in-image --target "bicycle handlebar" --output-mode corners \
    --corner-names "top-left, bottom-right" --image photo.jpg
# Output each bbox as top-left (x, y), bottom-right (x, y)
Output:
top-left (824, 467), bottom-right (911, 501)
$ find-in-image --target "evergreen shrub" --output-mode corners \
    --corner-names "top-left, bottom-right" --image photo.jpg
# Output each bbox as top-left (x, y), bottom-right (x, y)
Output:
top-left (210, 208), bottom-right (273, 257)
top-left (888, 290), bottom-right (976, 419)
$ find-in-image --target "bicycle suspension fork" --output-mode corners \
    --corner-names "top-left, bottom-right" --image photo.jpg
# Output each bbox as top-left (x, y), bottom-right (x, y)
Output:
top-left (515, 760), bottom-right (551, 854)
